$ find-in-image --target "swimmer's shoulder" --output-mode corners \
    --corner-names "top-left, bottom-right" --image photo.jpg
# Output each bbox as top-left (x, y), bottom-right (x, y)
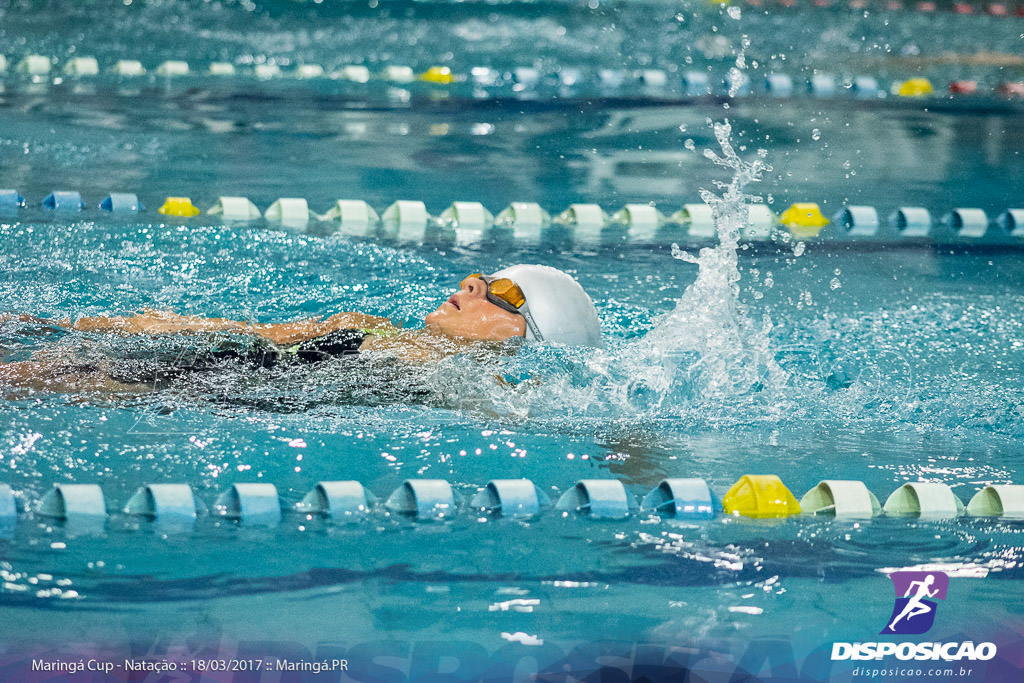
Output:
top-left (359, 329), bottom-right (477, 362)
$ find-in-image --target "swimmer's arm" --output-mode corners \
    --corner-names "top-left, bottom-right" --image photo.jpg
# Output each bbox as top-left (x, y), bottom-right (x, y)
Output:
top-left (67, 310), bottom-right (394, 344)
top-left (253, 312), bottom-right (395, 345)
top-left (0, 313), bottom-right (72, 328)
top-left (69, 310), bottom-right (250, 335)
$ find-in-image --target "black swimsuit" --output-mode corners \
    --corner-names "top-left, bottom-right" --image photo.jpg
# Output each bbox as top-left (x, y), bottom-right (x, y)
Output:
top-left (104, 328), bottom-right (372, 385)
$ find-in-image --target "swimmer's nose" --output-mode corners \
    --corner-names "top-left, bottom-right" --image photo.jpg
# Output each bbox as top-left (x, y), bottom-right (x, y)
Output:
top-left (463, 277), bottom-right (487, 298)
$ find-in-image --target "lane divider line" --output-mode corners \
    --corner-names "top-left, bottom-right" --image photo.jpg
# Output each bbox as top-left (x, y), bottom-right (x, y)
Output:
top-left (2, 478), bottom-right (1021, 530)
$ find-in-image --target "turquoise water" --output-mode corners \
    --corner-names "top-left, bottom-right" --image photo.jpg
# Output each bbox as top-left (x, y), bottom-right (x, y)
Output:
top-left (1, 1), bottom-right (1023, 681)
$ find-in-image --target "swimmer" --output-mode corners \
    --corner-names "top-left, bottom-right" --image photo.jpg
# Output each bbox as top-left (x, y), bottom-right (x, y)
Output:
top-left (0, 265), bottom-right (602, 396)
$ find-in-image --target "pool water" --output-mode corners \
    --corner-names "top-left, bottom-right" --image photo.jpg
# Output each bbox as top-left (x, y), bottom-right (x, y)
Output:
top-left (1, 1), bottom-right (1023, 681)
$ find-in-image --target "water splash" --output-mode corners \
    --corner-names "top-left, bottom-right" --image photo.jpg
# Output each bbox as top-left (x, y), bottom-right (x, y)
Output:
top-left (622, 119), bottom-right (785, 410)
top-left (457, 119), bottom-right (789, 423)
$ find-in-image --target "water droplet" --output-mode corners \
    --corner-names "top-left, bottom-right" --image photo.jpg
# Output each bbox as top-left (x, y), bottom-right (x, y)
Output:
top-left (792, 241), bottom-right (806, 257)
top-left (830, 278), bottom-right (842, 290)
top-left (811, 128), bottom-right (821, 141)
top-left (684, 139), bottom-right (696, 151)
top-left (727, 6), bottom-right (742, 19)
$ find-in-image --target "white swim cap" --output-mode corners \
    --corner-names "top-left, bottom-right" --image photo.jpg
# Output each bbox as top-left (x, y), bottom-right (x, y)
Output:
top-left (491, 264), bottom-right (604, 348)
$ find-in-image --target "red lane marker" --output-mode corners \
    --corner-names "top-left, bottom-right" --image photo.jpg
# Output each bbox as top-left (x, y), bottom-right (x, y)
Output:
top-left (949, 80), bottom-right (978, 95)
top-left (997, 82), bottom-right (1024, 98)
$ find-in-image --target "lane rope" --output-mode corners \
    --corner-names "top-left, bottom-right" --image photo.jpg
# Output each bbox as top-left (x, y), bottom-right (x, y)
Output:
top-left (1, 477), bottom-right (1020, 526)
top-left (3, 54), bottom-right (1023, 103)
top-left (3, 191), bottom-right (1022, 246)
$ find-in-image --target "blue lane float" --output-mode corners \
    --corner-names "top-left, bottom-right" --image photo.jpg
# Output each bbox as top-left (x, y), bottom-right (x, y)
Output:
top-left (682, 71), bottom-right (712, 97)
top-left (385, 479), bottom-right (458, 520)
top-left (124, 483), bottom-right (201, 521)
top-left (100, 193), bottom-right (142, 213)
top-left (556, 479), bottom-right (637, 519)
top-left (853, 76), bottom-right (880, 99)
top-left (512, 67), bottom-right (540, 88)
top-left (214, 483), bottom-right (281, 524)
top-left (641, 478), bottom-right (718, 520)
top-left (298, 481), bottom-right (376, 518)
top-left (764, 73), bottom-right (794, 97)
top-left (38, 484), bottom-right (106, 519)
top-left (42, 191), bottom-right (85, 211)
top-left (469, 479), bottom-right (550, 518)
top-left (799, 480), bottom-right (882, 518)
top-left (0, 189), bottom-right (26, 211)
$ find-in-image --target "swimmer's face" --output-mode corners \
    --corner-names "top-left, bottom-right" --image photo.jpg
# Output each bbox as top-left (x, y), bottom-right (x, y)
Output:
top-left (424, 276), bottom-right (527, 341)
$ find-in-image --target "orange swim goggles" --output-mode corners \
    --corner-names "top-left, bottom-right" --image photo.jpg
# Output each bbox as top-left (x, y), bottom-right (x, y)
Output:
top-left (462, 273), bottom-right (543, 340)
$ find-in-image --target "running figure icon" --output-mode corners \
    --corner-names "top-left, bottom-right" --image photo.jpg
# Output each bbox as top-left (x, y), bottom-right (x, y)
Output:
top-left (881, 570), bottom-right (949, 635)
top-left (888, 574), bottom-right (939, 631)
